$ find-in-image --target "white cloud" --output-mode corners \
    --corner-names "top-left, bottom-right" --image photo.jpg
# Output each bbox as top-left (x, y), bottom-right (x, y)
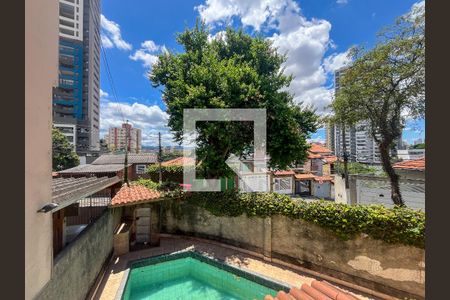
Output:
top-left (323, 50), bottom-right (352, 73)
top-left (99, 96), bottom-right (176, 146)
top-left (336, 0), bottom-right (348, 5)
top-left (100, 14), bottom-right (132, 51)
top-left (100, 89), bottom-right (109, 98)
top-left (196, 0), bottom-right (352, 114)
top-left (129, 40), bottom-right (166, 70)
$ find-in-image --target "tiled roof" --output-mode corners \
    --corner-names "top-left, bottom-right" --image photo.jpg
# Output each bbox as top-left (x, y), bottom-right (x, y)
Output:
top-left (265, 280), bottom-right (358, 300)
top-left (295, 173), bottom-right (316, 180)
top-left (52, 172), bottom-right (59, 177)
top-left (161, 157), bottom-right (195, 167)
top-left (273, 170), bottom-right (295, 176)
top-left (308, 153), bottom-right (322, 159)
top-left (110, 184), bottom-right (161, 207)
top-left (58, 163), bottom-right (131, 174)
top-left (309, 143), bottom-right (332, 154)
top-left (322, 155), bottom-right (338, 163)
top-left (52, 176), bottom-right (121, 210)
top-left (92, 153), bottom-right (157, 165)
top-left (393, 157), bottom-right (425, 171)
top-left (294, 173), bottom-right (333, 182)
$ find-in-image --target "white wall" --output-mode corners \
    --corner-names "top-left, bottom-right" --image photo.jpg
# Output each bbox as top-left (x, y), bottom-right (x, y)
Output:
top-left (312, 181), bottom-right (331, 199)
top-left (333, 175), bottom-right (349, 204)
top-left (25, 0), bottom-right (59, 298)
top-left (273, 176), bottom-right (293, 194)
top-left (355, 178), bottom-right (425, 210)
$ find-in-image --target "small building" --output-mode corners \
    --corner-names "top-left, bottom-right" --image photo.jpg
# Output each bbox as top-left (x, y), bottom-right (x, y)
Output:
top-left (393, 157), bottom-right (425, 180)
top-left (272, 170), bottom-right (295, 194)
top-left (294, 173), bottom-right (333, 199)
top-left (91, 153), bottom-right (157, 180)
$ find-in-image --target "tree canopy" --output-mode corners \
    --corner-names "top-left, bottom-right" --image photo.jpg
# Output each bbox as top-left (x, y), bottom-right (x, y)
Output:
top-left (150, 22), bottom-right (319, 177)
top-left (52, 128), bottom-right (79, 171)
top-left (331, 5), bottom-right (425, 206)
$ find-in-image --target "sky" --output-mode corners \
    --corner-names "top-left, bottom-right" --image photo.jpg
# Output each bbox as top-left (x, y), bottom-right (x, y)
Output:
top-left (99, 0), bottom-right (425, 146)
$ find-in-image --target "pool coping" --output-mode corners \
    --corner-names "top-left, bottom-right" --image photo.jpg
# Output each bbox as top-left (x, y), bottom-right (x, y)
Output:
top-left (114, 249), bottom-right (291, 300)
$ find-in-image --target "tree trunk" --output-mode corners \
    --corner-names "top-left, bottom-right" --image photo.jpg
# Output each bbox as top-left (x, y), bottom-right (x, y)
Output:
top-left (379, 142), bottom-right (404, 206)
top-left (342, 124), bottom-right (349, 188)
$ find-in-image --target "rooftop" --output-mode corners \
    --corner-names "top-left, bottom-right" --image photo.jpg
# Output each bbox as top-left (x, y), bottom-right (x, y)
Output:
top-left (110, 184), bottom-right (161, 207)
top-left (309, 143), bottom-right (332, 154)
top-left (92, 153), bottom-right (157, 165)
top-left (393, 157), bottom-right (425, 171)
top-left (161, 156), bottom-right (196, 167)
top-left (273, 170), bottom-right (295, 176)
top-left (58, 163), bottom-right (131, 174)
top-left (52, 176), bottom-right (121, 210)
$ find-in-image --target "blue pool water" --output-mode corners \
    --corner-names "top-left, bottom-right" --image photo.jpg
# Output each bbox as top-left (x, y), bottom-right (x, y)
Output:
top-left (122, 253), bottom-right (285, 300)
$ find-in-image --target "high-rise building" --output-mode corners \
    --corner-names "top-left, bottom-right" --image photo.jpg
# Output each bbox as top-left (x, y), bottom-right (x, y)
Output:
top-left (107, 123), bottom-right (142, 153)
top-left (330, 67), bottom-right (400, 164)
top-left (53, 0), bottom-right (100, 156)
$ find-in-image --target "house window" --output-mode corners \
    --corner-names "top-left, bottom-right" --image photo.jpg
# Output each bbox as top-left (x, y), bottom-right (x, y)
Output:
top-left (274, 177), bottom-right (291, 191)
top-left (136, 164), bottom-right (147, 174)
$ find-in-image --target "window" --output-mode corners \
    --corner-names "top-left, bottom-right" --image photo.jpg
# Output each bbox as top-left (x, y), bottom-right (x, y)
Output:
top-left (59, 19), bottom-right (74, 28)
top-left (136, 164), bottom-right (147, 174)
top-left (59, 3), bottom-right (75, 19)
top-left (274, 177), bottom-right (292, 191)
top-left (60, 27), bottom-right (75, 36)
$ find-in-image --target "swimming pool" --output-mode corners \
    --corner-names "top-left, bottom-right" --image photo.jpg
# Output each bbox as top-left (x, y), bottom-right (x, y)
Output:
top-left (120, 251), bottom-right (289, 300)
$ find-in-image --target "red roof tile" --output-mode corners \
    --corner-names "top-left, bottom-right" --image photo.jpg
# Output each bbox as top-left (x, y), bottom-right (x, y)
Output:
top-left (52, 172), bottom-right (59, 177)
top-left (267, 280), bottom-right (358, 300)
top-left (295, 173), bottom-right (316, 180)
top-left (308, 153), bottom-right (323, 159)
top-left (393, 157), bottom-right (425, 171)
top-left (161, 157), bottom-right (195, 167)
top-left (273, 170), bottom-right (295, 176)
top-left (322, 155), bottom-right (338, 163)
top-left (313, 175), bottom-right (333, 182)
top-left (111, 184), bottom-right (161, 207)
top-left (309, 143), bottom-right (332, 154)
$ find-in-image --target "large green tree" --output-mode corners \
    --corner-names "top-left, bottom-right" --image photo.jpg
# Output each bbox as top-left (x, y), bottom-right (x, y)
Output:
top-left (52, 128), bottom-right (79, 171)
top-left (150, 23), bottom-right (318, 178)
top-left (331, 5), bottom-right (425, 206)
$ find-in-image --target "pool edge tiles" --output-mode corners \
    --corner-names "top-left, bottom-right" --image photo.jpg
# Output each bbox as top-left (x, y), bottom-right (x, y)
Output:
top-left (116, 250), bottom-right (291, 300)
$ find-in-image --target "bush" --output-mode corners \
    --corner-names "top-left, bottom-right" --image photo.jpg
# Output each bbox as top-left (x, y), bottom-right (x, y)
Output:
top-left (179, 191), bottom-right (425, 248)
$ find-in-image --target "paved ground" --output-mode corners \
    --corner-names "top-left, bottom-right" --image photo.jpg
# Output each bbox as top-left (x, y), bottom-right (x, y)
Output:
top-left (93, 235), bottom-right (382, 300)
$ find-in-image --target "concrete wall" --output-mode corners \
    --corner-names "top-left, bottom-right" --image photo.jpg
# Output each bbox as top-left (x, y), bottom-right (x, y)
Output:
top-left (333, 174), bottom-right (349, 204)
top-left (161, 203), bottom-right (425, 299)
top-left (36, 208), bottom-right (122, 300)
top-left (350, 175), bottom-right (425, 210)
top-left (25, 0), bottom-right (59, 298)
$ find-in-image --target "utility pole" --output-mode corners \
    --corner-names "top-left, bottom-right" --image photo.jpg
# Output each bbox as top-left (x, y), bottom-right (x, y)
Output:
top-left (342, 123), bottom-right (349, 189)
top-left (124, 120), bottom-right (130, 187)
top-left (158, 132), bottom-right (162, 183)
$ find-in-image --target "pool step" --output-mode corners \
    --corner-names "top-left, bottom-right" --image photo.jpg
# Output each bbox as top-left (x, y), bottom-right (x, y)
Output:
top-left (265, 280), bottom-right (359, 300)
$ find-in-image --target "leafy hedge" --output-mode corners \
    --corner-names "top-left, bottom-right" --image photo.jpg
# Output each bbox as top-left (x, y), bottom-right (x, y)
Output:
top-left (146, 165), bottom-right (190, 183)
top-left (179, 191), bottom-right (425, 248)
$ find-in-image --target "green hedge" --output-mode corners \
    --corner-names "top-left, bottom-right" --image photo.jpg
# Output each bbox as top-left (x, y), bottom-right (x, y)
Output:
top-left (179, 191), bottom-right (425, 248)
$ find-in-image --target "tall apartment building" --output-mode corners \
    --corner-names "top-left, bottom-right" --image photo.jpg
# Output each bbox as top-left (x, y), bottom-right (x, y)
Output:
top-left (53, 0), bottom-right (100, 156)
top-left (327, 67), bottom-right (401, 164)
top-left (107, 123), bottom-right (142, 153)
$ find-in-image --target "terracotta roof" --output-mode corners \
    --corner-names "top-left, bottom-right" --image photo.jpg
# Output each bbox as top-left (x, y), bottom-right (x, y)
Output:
top-left (161, 157), bottom-right (195, 167)
top-left (266, 280), bottom-right (358, 300)
top-left (308, 153), bottom-right (322, 159)
top-left (273, 170), bottom-right (295, 176)
top-left (295, 173), bottom-right (316, 180)
top-left (110, 184), bottom-right (161, 207)
top-left (309, 143), bottom-right (332, 154)
top-left (322, 155), bottom-right (338, 164)
top-left (52, 172), bottom-right (59, 177)
top-left (313, 175), bottom-right (333, 182)
top-left (393, 157), bottom-right (425, 171)
top-left (294, 173), bottom-right (333, 182)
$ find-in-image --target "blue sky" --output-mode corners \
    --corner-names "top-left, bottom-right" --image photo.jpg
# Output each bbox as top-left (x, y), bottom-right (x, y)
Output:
top-left (99, 0), bottom-right (425, 146)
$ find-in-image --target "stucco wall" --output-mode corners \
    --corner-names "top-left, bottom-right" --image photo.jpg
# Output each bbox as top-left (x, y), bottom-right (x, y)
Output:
top-left (36, 208), bottom-right (122, 300)
top-left (25, 0), bottom-right (59, 298)
top-left (161, 203), bottom-right (425, 299)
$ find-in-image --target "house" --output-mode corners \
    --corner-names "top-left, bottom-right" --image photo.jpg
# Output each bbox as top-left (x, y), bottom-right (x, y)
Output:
top-left (91, 153), bottom-right (157, 180)
top-left (272, 170), bottom-right (295, 194)
top-left (57, 163), bottom-right (132, 179)
top-left (393, 157), bottom-right (425, 180)
top-left (303, 143), bottom-right (338, 176)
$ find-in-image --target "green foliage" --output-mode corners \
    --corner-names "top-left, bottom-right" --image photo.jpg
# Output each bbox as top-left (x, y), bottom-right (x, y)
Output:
top-left (330, 6), bottom-right (425, 206)
top-left (134, 178), bottom-right (161, 190)
top-left (150, 22), bottom-right (319, 177)
top-left (412, 143), bottom-right (425, 149)
top-left (52, 127), bottom-right (80, 171)
top-left (147, 164), bottom-right (188, 183)
top-left (334, 162), bottom-right (378, 175)
top-left (177, 191), bottom-right (424, 248)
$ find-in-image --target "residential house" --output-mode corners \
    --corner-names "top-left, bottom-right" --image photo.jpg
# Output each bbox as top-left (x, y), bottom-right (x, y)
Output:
top-left (393, 157), bottom-right (425, 180)
top-left (91, 153), bottom-right (157, 180)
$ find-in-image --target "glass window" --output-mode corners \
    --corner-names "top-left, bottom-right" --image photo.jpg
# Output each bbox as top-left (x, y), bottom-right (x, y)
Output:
top-left (136, 164), bottom-right (147, 175)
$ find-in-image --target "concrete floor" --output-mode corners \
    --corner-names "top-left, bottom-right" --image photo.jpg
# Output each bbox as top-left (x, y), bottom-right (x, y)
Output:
top-left (93, 235), bottom-right (384, 300)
